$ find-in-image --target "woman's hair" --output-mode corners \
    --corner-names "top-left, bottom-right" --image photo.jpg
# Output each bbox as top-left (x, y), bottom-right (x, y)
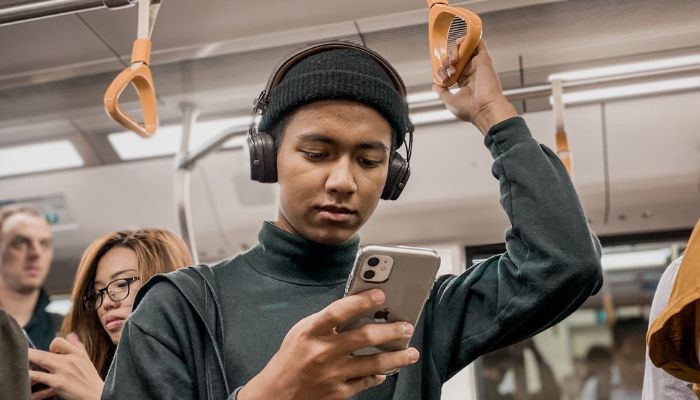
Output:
top-left (59, 228), bottom-right (193, 378)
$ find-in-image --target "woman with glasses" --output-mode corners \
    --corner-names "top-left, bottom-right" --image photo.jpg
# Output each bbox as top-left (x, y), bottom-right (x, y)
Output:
top-left (27, 228), bottom-right (192, 400)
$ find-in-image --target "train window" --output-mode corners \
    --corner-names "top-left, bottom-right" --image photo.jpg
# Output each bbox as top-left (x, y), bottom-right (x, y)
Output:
top-left (466, 231), bottom-right (689, 400)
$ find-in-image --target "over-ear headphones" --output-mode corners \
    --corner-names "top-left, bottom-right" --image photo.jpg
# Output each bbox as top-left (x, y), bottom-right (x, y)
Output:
top-left (247, 41), bottom-right (414, 201)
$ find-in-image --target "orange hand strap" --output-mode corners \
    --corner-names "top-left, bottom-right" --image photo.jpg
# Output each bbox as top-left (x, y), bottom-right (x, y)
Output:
top-left (427, 0), bottom-right (482, 87)
top-left (103, 0), bottom-right (161, 138)
top-left (551, 79), bottom-right (574, 175)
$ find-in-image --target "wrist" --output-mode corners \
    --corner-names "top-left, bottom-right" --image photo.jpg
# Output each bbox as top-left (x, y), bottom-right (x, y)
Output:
top-left (237, 373), bottom-right (284, 400)
top-left (473, 97), bottom-right (518, 135)
top-left (237, 382), bottom-right (259, 400)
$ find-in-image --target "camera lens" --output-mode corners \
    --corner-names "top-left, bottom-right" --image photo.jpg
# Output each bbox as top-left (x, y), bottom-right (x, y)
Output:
top-left (368, 257), bottom-right (380, 267)
top-left (363, 270), bottom-right (376, 280)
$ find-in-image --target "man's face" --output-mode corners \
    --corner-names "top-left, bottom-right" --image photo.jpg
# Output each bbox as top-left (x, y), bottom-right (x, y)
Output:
top-left (275, 99), bottom-right (393, 244)
top-left (0, 213), bottom-right (53, 293)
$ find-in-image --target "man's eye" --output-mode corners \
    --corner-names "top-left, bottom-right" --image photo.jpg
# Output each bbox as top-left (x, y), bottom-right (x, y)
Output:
top-left (301, 151), bottom-right (328, 160)
top-left (359, 158), bottom-right (382, 168)
top-left (10, 238), bottom-right (29, 249)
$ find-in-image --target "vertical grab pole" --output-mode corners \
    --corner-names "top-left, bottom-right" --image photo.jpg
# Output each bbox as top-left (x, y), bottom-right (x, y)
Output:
top-left (174, 103), bottom-right (200, 264)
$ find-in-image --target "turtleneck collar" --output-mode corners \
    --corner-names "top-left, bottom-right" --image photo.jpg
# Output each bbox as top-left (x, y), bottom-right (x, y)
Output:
top-left (243, 221), bottom-right (360, 286)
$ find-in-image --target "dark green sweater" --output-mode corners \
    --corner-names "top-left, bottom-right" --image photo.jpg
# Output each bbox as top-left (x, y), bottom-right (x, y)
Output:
top-left (102, 117), bottom-right (602, 400)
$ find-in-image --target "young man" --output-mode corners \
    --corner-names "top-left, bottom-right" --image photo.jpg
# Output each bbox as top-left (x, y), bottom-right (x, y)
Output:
top-left (0, 206), bottom-right (61, 351)
top-left (103, 41), bottom-right (603, 400)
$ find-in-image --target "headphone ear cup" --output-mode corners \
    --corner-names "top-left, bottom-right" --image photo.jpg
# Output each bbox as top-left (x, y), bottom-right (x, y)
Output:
top-left (381, 152), bottom-right (410, 201)
top-left (247, 132), bottom-right (278, 183)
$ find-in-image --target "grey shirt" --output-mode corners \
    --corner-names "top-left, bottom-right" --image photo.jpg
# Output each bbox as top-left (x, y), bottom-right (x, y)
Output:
top-left (642, 256), bottom-right (694, 399)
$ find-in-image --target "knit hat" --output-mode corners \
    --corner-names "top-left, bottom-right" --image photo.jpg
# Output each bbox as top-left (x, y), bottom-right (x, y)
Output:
top-left (258, 47), bottom-right (409, 147)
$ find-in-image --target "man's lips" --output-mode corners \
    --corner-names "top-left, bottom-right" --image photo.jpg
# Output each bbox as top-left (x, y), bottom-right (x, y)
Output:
top-left (23, 266), bottom-right (43, 276)
top-left (316, 205), bottom-right (357, 222)
top-left (317, 205), bottom-right (356, 214)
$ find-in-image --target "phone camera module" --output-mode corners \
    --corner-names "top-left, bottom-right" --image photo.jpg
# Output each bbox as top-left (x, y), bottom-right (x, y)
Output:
top-left (360, 255), bottom-right (393, 283)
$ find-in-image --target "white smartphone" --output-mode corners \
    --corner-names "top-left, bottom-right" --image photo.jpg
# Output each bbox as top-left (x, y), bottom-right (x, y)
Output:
top-left (337, 244), bottom-right (440, 356)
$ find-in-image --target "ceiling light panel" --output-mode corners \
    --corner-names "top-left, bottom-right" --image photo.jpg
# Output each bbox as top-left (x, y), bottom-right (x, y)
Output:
top-left (0, 140), bottom-right (83, 177)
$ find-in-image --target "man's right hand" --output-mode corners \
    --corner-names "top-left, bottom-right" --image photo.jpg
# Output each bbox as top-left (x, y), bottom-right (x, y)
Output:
top-left (237, 289), bottom-right (419, 400)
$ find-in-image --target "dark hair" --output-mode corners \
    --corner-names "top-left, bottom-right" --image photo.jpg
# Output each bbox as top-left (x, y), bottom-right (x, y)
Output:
top-left (612, 317), bottom-right (648, 346)
top-left (586, 345), bottom-right (612, 365)
top-left (271, 114), bottom-right (291, 153)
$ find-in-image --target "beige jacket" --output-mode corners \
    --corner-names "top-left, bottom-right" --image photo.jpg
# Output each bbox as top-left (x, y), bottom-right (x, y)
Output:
top-left (648, 219), bottom-right (700, 387)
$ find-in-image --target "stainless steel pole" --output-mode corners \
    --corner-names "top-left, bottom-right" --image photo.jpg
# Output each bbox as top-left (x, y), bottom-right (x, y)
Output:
top-left (0, 0), bottom-right (134, 26)
top-left (174, 103), bottom-right (201, 264)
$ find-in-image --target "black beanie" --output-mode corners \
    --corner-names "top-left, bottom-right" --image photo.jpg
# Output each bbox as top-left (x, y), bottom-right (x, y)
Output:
top-left (258, 47), bottom-right (409, 147)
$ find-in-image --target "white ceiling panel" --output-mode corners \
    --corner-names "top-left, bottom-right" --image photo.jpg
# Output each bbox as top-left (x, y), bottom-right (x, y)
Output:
top-left (604, 91), bottom-right (700, 232)
top-left (0, 11), bottom-right (119, 78)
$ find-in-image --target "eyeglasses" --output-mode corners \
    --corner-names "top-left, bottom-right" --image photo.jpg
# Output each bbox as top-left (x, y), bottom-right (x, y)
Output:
top-left (83, 277), bottom-right (140, 311)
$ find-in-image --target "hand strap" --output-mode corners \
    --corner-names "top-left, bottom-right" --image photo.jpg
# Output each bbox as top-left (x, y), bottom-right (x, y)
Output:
top-left (104, 0), bottom-right (161, 138)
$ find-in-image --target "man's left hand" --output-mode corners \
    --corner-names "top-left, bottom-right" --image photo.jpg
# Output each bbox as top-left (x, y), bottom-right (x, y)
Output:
top-left (433, 40), bottom-right (517, 135)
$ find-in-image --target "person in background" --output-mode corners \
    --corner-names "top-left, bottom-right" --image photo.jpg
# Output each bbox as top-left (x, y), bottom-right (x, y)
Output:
top-left (481, 339), bottom-right (561, 400)
top-left (582, 345), bottom-right (613, 400)
top-left (641, 256), bottom-right (696, 399)
top-left (0, 206), bottom-right (60, 351)
top-left (581, 318), bottom-right (648, 400)
top-left (27, 228), bottom-right (192, 400)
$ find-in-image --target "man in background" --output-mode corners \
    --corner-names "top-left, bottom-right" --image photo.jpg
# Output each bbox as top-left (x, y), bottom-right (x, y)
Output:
top-left (0, 206), bottom-right (61, 350)
top-left (581, 318), bottom-right (647, 400)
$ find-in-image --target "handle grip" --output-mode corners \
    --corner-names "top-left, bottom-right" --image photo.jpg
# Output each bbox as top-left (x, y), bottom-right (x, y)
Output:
top-left (427, 5), bottom-right (482, 87)
top-left (103, 39), bottom-right (158, 138)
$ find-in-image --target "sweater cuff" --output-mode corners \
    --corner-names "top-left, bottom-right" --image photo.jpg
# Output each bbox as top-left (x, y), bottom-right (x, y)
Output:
top-left (483, 116), bottom-right (533, 158)
top-left (228, 386), bottom-right (244, 399)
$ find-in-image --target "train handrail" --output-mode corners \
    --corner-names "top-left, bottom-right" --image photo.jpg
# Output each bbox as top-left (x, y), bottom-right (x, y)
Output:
top-left (0, 0), bottom-right (135, 26)
top-left (103, 0), bottom-right (161, 138)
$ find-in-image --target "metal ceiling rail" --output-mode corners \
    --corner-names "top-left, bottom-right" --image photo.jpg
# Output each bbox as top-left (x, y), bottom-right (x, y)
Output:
top-left (174, 103), bottom-right (249, 264)
top-left (0, 0), bottom-right (135, 26)
top-left (408, 63), bottom-right (700, 110)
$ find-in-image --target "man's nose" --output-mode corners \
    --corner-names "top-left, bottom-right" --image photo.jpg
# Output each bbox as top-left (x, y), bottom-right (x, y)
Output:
top-left (27, 240), bottom-right (42, 258)
top-left (325, 157), bottom-right (357, 195)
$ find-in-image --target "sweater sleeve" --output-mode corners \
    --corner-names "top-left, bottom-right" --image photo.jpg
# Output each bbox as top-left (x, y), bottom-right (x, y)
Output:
top-left (102, 282), bottom-right (197, 400)
top-left (426, 117), bottom-right (603, 381)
